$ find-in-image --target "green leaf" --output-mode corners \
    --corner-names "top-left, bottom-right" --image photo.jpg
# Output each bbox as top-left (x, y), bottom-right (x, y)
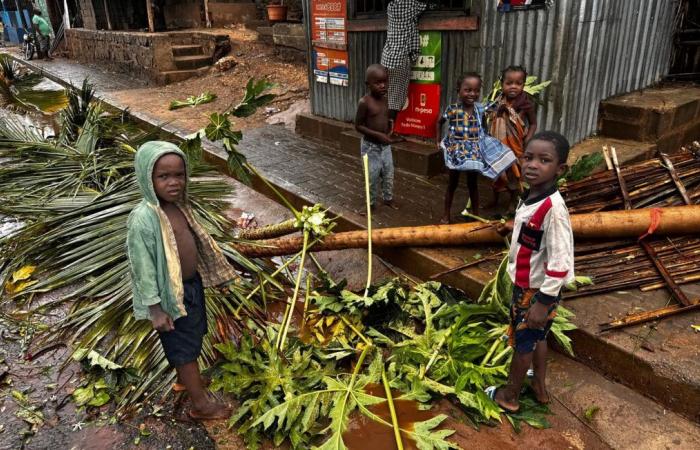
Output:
top-left (88, 390), bottom-right (111, 407)
top-left (409, 415), bottom-right (459, 450)
top-left (72, 386), bottom-right (94, 407)
top-left (169, 92), bottom-right (217, 110)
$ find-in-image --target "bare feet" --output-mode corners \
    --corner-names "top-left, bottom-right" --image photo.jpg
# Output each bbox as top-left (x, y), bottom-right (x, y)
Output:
top-left (189, 400), bottom-right (232, 421)
top-left (494, 388), bottom-right (520, 413)
top-left (384, 199), bottom-right (399, 210)
top-left (531, 377), bottom-right (550, 404)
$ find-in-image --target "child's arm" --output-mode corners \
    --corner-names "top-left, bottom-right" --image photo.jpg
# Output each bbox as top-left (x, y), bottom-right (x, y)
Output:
top-left (434, 116), bottom-right (445, 149)
top-left (523, 108), bottom-right (537, 144)
top-left (527, 207), bottom-right (573, 329)
top-left (354, 99), bottom-right (393, 144)
top-left (127, 227), bottom-right (175, 332)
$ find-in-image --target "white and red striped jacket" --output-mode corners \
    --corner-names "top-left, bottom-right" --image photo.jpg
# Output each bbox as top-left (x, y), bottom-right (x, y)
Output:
top-left (507, 187), bottom-right (574, 304)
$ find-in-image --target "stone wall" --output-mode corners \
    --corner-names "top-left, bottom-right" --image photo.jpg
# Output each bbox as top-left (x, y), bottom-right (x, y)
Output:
top-left (272, 23), bottom-right (306, 52)
top-left (66, 29), bottom-right (174, 82)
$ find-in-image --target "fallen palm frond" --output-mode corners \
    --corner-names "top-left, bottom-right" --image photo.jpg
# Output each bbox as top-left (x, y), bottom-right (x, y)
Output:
top-left (0, 77), bottom-right (290, 414)
top-left (168, 91), bottom-right (217, 110)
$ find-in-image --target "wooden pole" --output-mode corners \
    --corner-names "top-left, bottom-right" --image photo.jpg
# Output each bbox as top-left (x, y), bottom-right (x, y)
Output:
top-left (63, 0), bottom-right (70, 29)
top-left (102, 0), bottom-right (112, 30)
top-left (145, 0), bottom-right (154, 32)
top-left (203, 0), bottom-right (211, 28)
top-left (233, 206), bottom-right (700, 258)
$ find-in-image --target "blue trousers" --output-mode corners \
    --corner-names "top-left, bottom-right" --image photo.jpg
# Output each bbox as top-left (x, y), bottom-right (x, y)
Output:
top-left (361, 138), bottom-right (394, 205)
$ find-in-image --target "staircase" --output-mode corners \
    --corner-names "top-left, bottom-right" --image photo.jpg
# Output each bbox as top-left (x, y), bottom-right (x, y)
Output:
top-left (158, 43), bottom-right (214, 84)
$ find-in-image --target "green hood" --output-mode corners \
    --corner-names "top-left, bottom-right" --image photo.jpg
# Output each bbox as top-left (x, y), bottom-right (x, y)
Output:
top-left (134, 141), bottom-right (188, 205)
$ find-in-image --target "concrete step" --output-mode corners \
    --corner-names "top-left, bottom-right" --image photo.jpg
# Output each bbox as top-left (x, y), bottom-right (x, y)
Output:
top-left (173, 55), bottom-right (213, 70)
top-left (171, 44), bottom-right (203, 57)
top-left (339, 130), bottom-right (443, 177)
top-left (157, 67), bottom-right (209, 84)
top-left (599, 85), bottom-right (700, 148)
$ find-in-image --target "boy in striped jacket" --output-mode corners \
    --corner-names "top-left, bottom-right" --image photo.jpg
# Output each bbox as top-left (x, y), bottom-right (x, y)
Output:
top-left (489, 131), bottom-right (574, 413)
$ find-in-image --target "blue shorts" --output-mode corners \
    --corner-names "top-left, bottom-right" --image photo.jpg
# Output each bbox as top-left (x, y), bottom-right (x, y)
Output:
top-left (158, 273), bottom-right (207, 368)
top-left (507, 286), bottom-right (559, 354)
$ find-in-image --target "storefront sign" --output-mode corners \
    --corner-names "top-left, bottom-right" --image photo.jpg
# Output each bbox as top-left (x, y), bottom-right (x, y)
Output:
top-left (313, 48), bottom-right (349, 86)
top-left (311, 0), bottom-right (347, 47)
top-left (395, 32), bottom-right (442, 138)
top-left (411, 32), bottom-right (441, 84)
top-left (394, 84), bottom-right (441, 138)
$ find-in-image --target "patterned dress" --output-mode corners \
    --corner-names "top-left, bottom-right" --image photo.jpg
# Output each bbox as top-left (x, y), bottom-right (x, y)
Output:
top-left (441, 102), bottom-right (517, 179)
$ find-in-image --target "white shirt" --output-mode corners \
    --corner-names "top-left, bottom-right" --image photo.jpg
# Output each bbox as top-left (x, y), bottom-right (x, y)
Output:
top-left (507, 187), bottom-right (574, 303)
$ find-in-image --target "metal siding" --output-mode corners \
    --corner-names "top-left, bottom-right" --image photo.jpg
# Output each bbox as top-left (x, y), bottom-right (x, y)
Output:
top-left (305, 0), bottom-right (679, 143)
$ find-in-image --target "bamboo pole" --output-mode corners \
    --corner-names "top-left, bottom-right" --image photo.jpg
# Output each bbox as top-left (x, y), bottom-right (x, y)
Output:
top-left (145, 0), bottom-right (155, 32)
top-left (233, 206), bottom-right (700, 258)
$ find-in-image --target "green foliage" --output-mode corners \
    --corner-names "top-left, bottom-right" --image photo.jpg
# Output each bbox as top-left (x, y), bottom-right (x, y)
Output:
top-left (168, 91), bottom-right (217, 110)
top-left (230, 78), bottom-right (277, 117)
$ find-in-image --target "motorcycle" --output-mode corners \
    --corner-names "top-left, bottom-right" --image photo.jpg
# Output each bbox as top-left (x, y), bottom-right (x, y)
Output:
top-left (22, 33), bottom-right (35, 60)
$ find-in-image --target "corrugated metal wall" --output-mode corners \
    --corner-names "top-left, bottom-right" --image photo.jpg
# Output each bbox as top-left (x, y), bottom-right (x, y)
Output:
top-left (305, 0), bottom-right (679, 143)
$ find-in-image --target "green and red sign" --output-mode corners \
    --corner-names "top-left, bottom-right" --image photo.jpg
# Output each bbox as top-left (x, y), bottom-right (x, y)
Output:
top-left (395, 32), bottom-right (442, 138)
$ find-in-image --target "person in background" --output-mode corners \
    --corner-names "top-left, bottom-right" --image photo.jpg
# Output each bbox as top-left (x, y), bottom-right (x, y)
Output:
top-left (436, 72), bottom-right (517, 224)
top-left (488, 65), bottom-right (538, 214)
top-left (381, 0), bottom-right (427, 127)
top-left (31, 8), bottom-right (52, 60)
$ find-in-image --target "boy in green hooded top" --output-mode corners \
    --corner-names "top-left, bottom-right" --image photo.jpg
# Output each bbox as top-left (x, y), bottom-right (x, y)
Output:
top-left (127, 141), bottom-right (237, 420)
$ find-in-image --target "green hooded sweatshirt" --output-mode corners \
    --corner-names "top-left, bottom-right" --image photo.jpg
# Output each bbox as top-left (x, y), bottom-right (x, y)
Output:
top-left (127, 141), bottom-right (237, 321)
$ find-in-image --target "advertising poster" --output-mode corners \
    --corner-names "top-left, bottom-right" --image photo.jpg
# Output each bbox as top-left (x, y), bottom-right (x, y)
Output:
top-left (395, 32), bottom-right (442, 138)
top-left (313, 48), bottom-right (329, 83)
top-left (394, 84), bottom-right (441, 138)
top-left (311, 0), bottom-right (347, 47)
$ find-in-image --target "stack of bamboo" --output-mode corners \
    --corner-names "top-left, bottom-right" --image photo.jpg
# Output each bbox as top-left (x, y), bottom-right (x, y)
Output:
top-left (568, 237), bottom-right (700, 298)
top-left (562, 148), bottom-right (700, 214)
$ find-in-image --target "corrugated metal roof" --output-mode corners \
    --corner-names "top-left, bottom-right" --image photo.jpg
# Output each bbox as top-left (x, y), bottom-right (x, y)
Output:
top-left (306, 0), bottom-right (679, 143)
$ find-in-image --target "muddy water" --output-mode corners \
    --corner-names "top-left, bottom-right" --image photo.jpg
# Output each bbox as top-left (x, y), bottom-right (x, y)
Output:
top-left (344, 384), bottom-right (437, 450)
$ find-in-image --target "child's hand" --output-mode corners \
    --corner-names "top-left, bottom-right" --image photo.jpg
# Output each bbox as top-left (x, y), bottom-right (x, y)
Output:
top-left (494, 220), bottom-right (513, 236)
top-left (388, 132), bottom-right (405, 144)
top-left (525, 301), bottom-right (549, 330)
top-left (149, 304), bottom-right (175, 332)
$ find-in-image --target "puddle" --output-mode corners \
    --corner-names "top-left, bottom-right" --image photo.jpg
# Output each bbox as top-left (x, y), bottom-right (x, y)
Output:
top-left (344, 383), bottom-right (438, 450)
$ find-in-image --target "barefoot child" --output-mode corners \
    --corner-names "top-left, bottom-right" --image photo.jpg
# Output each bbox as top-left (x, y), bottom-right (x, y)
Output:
top-left (127, 141), bottom-right (237, 420)
top-left (489, 131), bottom-right (574, 412)
top-left (489, 65), bottom-right (538, 213)
top-left (355, 64), bottom-right (402, 210)
top-left (437, 72), bottom-right (516, 223)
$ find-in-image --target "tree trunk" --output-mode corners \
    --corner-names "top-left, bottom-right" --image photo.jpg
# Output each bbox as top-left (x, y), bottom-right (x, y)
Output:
top-left (233, 206), bottom-right (700, 258)
top-left (237, 218), bottom-right (298, 241)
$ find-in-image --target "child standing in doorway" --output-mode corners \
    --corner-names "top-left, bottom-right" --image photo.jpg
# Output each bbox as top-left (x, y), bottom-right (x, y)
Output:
top-left (355, 64), bottom-right (403, 211)
top-left (437, 72), bottom-right (517, 224)
top-left (489, 65), bottom-right (538, 213)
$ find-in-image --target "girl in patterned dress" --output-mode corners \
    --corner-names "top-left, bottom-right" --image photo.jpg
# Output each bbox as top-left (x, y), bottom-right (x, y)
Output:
top-left (436, 73), bottom-right (517, 224)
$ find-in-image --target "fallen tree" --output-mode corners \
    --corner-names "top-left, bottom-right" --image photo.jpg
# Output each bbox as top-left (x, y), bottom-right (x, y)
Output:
top-left (233, 206), bottom-right (700, 257)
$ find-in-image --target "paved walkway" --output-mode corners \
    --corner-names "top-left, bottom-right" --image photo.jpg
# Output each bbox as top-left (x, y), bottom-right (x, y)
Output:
top-left (8, 53), bottom-right (499, 229)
